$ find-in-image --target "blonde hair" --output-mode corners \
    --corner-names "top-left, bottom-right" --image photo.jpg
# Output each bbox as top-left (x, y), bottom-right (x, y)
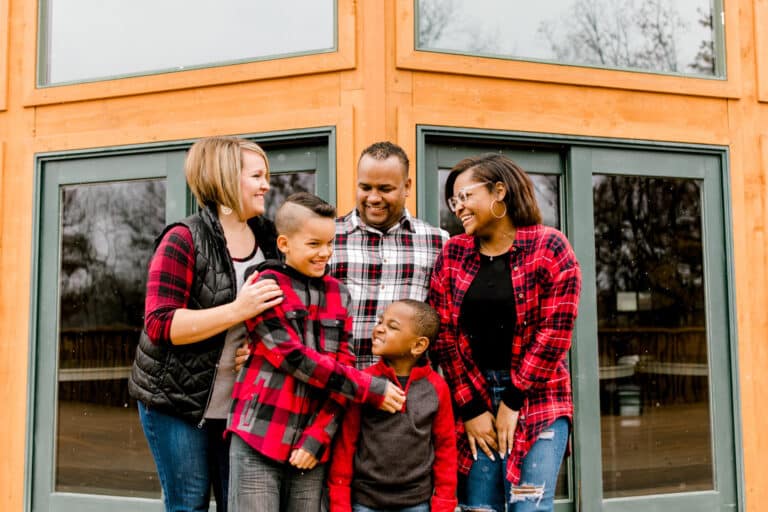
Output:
top-left (184, 136), bottom-right (269, 219)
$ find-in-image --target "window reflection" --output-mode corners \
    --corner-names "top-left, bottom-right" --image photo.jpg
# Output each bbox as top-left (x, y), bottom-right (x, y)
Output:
top-left (264, 171), bottom-right (316, 221)
top-left (417, 0), bottom-right (717, 77)
top-left (593, 175), bottom-right (713, 497)
top-left (42, 0), bottom-right (335, 85)
top-left (57, 180), bottom-right (165, 497)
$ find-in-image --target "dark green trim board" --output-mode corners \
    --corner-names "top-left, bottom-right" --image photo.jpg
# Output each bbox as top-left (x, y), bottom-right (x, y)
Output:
top-left (417, 126), bottom-right (742, 512)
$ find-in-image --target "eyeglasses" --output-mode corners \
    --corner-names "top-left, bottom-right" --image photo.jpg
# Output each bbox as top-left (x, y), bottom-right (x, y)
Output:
top-left (447, 181), bottom-right (490, 212)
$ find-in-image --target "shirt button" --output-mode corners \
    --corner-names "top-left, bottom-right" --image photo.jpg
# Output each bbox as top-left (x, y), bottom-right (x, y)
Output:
top-left (381, 285), bottom-right (386, 290)
top-left (513, 266), bottom-right (519, 271)
top-left (518, 293), bottom-right (524, 299)
top-left (523, 321), bottom-right (527, 326)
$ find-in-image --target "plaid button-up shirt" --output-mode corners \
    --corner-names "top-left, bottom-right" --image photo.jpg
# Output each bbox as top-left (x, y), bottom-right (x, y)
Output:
top-left (331, 209), bottom-right (448, 369)
top-left (227, 263), bottom-right (388, 463)
top-left (428, 225), bottom-right (581, 484)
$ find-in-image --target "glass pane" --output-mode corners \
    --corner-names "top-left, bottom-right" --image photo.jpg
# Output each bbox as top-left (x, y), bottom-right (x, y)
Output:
top-left (593, 175), bottom-right (713, 497)
top-left (264, 171), bottom-right (316, 221)
top-left (438, 169), bottom-right (560, 236)
top-left (42, 0), bottom-right (335, 85)
top-left (417, 0), bottom-right (717, 77)
top-left (57, 179), bottom-right (165, 497)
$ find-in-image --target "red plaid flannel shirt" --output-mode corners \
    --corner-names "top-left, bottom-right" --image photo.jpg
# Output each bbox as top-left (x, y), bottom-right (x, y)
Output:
top-left (428, 225), bottom-right (581, 484)
top-left (227, 264), bottom-right (388, 463)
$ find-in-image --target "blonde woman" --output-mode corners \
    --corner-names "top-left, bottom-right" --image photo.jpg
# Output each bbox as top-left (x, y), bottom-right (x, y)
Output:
top-left (129, 136), bottom-right (284, 512)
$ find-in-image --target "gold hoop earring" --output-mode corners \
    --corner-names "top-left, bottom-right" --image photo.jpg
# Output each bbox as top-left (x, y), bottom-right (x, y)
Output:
top-left (220, 205), bottom-right (233, 216)
top-left (490, 199), bottom-right (507, 219)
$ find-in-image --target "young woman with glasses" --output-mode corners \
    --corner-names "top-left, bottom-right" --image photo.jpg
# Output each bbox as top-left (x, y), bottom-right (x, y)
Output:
top-left (429, 153), bottom-right (581, 512)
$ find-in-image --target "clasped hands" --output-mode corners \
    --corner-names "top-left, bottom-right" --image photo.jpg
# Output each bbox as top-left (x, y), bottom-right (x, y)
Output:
top-left (463, 402), bottom-right (519, 461)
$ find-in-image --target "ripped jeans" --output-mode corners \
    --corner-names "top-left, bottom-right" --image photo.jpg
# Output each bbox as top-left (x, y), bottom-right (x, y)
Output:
top-left (460, 370), bottom-right (569, 512)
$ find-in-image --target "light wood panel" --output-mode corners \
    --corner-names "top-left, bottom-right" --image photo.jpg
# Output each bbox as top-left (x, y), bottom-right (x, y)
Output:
top-left (405, 74), bottom-right (731, 145)
top-left (32, 74), bottom-right (345, 150)
top-left (396, 0), bottom-right (742, 99)
top-left (757, 0), bottom-right (768, 102)
top-left (20, 0), bottom-right (356, 106)
top-left (0, 0), bottom-right (7, 111)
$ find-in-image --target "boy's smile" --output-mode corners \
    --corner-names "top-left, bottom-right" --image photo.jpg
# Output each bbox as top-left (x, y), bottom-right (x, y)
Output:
top-left (278, 216), bottom-right (336, 278)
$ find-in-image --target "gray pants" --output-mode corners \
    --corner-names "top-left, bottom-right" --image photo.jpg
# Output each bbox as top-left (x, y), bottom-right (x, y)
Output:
top-left (228, 435), bottom-right (326, 512)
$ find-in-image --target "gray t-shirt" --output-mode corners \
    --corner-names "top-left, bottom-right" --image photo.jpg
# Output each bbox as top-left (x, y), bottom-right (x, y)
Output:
top-left (205, 246), bottom-right (264, 419)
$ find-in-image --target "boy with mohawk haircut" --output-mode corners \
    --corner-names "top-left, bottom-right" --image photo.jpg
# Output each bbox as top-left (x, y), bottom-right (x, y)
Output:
top-left (227, 192), bottom-right (405, 512)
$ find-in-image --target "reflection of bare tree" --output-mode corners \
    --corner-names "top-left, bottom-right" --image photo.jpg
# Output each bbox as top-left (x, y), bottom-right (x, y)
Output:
top-left (418, 0), bottom-right (457, 48)
top-left (593, 176), bottom-right (704, 327)
top-left (689, 7), bottom-right (715, 75)
top-left (263, 172), bottom-right (315, 221)
top-left (417, 0), bottom-right (504, 55)
top-left (60, 180), bottom-right (165, 330)
top-left (539, 0), bottom-right (714, 75)
top-left (539, 0), bottom-right (689, 72)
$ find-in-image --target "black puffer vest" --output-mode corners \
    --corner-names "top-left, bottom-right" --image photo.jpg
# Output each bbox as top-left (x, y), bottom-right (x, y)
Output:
top-left (128, 205), bottom-right (279, 423)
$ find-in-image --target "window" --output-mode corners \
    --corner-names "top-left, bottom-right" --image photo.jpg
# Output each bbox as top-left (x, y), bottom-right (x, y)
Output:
top-left (416, 0), bottom-right (724, 78)
top-left (39, 0), bottom-right (336, 85)
top-left (30, 134), bottom-right (332, 510)
top-left (421, 131), bottom-right (739, 511)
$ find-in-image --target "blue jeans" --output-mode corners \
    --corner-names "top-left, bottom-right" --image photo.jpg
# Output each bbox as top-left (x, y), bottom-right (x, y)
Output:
top-left (138, 401), bottom-right (229, 512)
top-left (228, 434), bottom-right (326, 512)
top-left (460, 371), bottom-right (570, 512)
top-left (352, 502), bottom-right (430, 512)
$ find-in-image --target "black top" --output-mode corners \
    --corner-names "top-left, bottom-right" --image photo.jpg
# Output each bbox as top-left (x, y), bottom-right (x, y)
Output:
top-left (460, 252), bottom-right (516, 372)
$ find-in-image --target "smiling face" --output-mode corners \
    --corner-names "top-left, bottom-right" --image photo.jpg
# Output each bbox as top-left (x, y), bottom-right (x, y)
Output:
top-left (278, 215), bottom-right (336, 278)
top-left (239, 150), bottom-right (270, 219)
top-left (372, 301), bottom-right (424, 360)
top-left (451, 170), bottom-right (501, 237)
top-left (356, 154), bottom-right (411, 230)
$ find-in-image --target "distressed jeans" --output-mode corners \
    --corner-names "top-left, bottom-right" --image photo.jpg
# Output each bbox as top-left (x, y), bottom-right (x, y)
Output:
top-left (228, 434), bottom-right (326, 512)
top-left (460, 370), bottom-right (570, 512)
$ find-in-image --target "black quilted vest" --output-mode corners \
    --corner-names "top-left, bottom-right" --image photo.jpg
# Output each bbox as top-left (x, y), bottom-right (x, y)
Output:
top-left (128, 205), bottom-right (279, 422)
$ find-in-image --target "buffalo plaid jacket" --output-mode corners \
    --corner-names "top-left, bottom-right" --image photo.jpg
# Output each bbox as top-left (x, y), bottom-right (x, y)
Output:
top-left (331, 209), bottom-right (447, 369)
top-left (428, 225), bottom-right (581, 484)
top-left (227, 262), bottom-right (389, 464)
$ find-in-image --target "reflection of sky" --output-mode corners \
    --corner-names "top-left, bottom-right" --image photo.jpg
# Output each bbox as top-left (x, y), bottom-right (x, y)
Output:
top-left (420, 0), bottom-right (715, 74)
top-left (46, 0), bottom-right (335, 84)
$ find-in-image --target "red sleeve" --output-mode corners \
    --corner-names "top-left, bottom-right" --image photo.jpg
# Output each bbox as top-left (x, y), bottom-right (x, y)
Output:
top-left (512, 232), bottom-right (581, 391)
top-left (327, 403), bottom-right (362, 512)
top-left (429, 373), bottom-right (459, 512)
top-left (144, 226), bottom-right (195, 345)
top-left (248, 281), bottom-right (387, 407)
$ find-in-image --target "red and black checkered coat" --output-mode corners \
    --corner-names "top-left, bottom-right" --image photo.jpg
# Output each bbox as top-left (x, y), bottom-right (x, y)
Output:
top-left (428, 225), bottom-right (581, 484)
top-left (228, 263), bottom-right (388, 464)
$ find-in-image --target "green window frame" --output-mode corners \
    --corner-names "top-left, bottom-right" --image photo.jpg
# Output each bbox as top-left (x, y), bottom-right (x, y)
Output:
top-left (418, 126), bottom-right (742, 512)
top-left (27, 129), bottom-right (334, 511)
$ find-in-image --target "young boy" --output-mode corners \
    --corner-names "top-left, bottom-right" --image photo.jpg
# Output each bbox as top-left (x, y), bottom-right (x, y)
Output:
top-left (227, 193), bottom-right (405, 512)
top-left (328, 299), bottom-right (458, 512)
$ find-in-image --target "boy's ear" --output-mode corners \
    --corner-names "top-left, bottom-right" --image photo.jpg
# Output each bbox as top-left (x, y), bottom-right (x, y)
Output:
top-left (277, 234), bottom-right (290, 254)
top-left (410, 336), bottom-right (429, 357)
